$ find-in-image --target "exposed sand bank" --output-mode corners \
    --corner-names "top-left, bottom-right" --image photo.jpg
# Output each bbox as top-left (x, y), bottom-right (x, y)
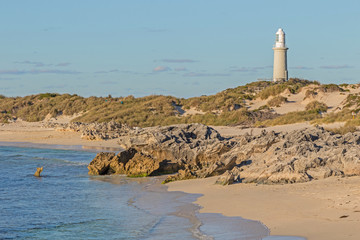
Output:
top-left (168, 176), bottom-right (360, 240)
top-left (0, 120), bottom-right (121, 151)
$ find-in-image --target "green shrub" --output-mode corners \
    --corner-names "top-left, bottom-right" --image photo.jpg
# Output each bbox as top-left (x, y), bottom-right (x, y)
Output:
top-left (305, 101), bottom-right (328, 113)
top-left (326, 125), bottom-right (357, 135)
top-left (267, 96), bottom-right (287, 107)
top-left (317, 84), bottom-right (344, 93)
top-left (39, 93), bottom-right (58, 99)
top-left (256, 110), bottom-right (322, 126)
top-left (304, 90), bottom-right (317, 99)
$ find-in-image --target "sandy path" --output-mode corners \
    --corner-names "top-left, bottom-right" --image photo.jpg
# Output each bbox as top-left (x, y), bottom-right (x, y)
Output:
top-left (168, 176), bottom-right (360, 240)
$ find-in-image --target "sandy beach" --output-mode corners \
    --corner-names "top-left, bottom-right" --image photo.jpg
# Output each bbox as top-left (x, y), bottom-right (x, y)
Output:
top-left (1, 120), bottom-right (360, 239)
top-left (0, 120), bottom-right (122, 151)
top-left (168, 176), bottom-right (360, 240)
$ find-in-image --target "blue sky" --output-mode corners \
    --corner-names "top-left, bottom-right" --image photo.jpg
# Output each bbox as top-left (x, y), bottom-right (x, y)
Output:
top-left (0, 0), bottom-right (359, 98)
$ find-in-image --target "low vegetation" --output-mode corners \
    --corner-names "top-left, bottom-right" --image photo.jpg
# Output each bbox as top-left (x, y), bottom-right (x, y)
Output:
top-left (326, 125), bottom-right (357, 135)
top-left (267, 96), bottom-right (287, 107)
top-left (1, 79), bottom-right (358, 129)
top-left (256, 110), bottom-right (323, 126)
top-left (316, 84), bottom-right (346, 93)
top-left (305, 101), bottom-right (328, 112)
top-left (257, 78), bottom-right (318, 100)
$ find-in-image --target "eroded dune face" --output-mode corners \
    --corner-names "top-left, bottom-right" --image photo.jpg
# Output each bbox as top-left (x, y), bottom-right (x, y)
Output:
top-left (88, 123), bottom-right (360, 185)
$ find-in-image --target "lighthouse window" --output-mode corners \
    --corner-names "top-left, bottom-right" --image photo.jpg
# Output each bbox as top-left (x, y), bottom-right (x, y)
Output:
top-left (276, 34), bottom-right (279, 42)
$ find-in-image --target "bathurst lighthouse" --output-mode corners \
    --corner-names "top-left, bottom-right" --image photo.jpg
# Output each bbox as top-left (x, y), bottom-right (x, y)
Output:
top-left (273, 28), bottom-right (288, 82)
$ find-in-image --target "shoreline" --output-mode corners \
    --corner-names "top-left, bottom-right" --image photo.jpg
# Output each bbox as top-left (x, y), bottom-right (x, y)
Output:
top-left (2, 122), bottom-right (360, 239)
top-left (0, 141), bottom-right (123, 153)
top-left (0, 121), bottom-right (123, 151)
top-left (167, 176), bottom-right (360, 240)
top-left (92, 175), bottom-right (272, 239)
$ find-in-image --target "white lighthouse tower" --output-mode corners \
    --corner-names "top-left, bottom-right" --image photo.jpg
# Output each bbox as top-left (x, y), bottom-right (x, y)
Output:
top-left (273, 28), bottom-right (288, 82)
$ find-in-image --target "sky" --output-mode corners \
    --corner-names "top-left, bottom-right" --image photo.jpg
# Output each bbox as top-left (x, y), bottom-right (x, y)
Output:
top-left (0, 0), bottom-right (359, 98)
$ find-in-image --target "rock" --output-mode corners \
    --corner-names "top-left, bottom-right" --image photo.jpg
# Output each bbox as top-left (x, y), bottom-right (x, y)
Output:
top-left (88, 152), bottom-right (115, 175)
top-left (228, 104), bottom-right (241, 111)
top-left (215, 170), bottom-right (237, 185)
top-left (34, 166), bottom-right (43, 177)
top-left (88, 123), bottom-right (360, 185)
top-left (89, 124), bottom-right (233, 179)
top-left (55, 121), bottom-right (133, 140)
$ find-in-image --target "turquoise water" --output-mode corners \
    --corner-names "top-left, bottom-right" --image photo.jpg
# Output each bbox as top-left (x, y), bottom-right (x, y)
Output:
top-left (0, 145), bottom-right (304, 240)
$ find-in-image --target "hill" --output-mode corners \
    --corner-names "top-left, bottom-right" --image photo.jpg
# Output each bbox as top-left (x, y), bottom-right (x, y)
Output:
top-left (1, 78), bottom-right (360, 130)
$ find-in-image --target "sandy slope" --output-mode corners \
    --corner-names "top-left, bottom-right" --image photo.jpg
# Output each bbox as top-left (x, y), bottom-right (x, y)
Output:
top-left (168, 176), bottom-right (360, 240)
top-left (248, 84), bottom-right (360, 115)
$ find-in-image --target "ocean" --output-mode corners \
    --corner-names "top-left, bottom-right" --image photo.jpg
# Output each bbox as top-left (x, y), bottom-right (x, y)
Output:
top-left (0, 145), bottom-right (305, 240)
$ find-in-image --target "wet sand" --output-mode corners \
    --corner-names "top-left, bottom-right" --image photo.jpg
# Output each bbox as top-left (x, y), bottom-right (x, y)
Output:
top-left (99, 176), bottom-right (271, 239)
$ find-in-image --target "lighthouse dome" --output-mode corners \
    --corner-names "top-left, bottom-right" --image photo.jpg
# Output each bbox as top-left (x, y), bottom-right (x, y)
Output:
top-left (275, 28), bottom-right (286, 48)
top-left (276, 28), bottom-right (285, 34)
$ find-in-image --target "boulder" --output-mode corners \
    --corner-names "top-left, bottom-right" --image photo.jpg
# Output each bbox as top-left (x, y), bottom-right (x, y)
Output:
top-left (215, 170), bottom-right (237, 185)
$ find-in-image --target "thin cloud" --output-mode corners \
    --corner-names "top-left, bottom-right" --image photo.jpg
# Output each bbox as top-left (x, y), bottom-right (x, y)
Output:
top-left (183, 72), bottom-right (230, 77)
top-left (161, 59), bottom-right (197, 63)
top-left (229, 66), bottom-right (271, 72)
top-left (153, 66), bottom-right (171, 72)
top-left (94, 69), bottom-right (120, 74)
top-left (15, 61), bottom-right (72, 68)
top-left (56, 62), bottom-right (71, 67)
top-left (290, 66), bottom-right (313, 70)
top-left (94, 69), bottom-right (143, 75)
top-left (14, 61), bottom-right (47, 67)
top-left (319, 65), bottom-right (353, 69)
top-left (0, 69), bottom-right (81, 75)
top-left (0, 77), bottom-right (15, 80)
top-left (174, 67), bottom-right (188, 71)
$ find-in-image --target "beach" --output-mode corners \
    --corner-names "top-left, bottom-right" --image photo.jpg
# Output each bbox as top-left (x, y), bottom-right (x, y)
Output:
top-left (0, 120), bottom-right (121, 151)
top-left (1, 121), bottom-right (360, 239)
top-left (168, 176), bottom-right (360, 240)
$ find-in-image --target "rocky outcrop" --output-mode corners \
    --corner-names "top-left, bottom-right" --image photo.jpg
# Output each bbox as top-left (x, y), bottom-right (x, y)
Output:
top-left (88, 124), bottom-right (360, 185)
top-left (88, 124), bottom-right (235, 177)
top-left (55, 121), bottom-right (133, 140)
top-left (221, 127), bottom-right (360, 184)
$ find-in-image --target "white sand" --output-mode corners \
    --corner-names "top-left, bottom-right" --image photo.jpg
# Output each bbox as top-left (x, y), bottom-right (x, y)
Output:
top-left (168, 176), bottom-right (360, 240)
top-left (0, 118), bottom-right (120, 150)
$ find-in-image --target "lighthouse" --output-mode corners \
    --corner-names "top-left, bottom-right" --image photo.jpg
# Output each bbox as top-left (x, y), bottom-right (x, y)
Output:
top-left (273, 28), bottom-right (288, 82)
